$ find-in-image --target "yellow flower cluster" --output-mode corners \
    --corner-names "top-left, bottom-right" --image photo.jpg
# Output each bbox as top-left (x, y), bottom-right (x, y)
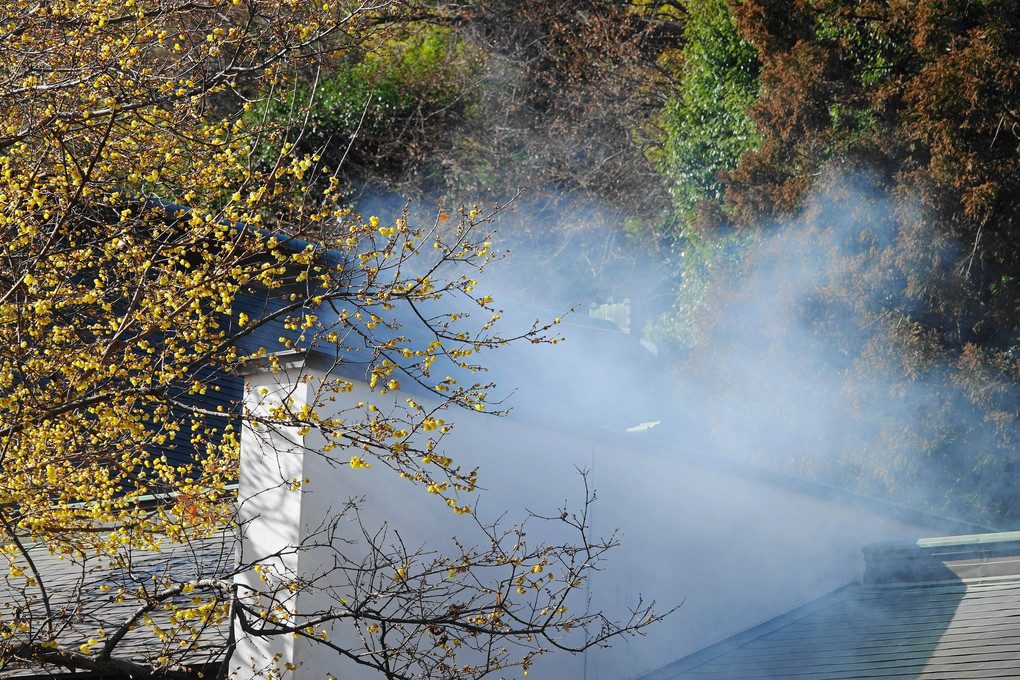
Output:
top-left (349, 456), bottom-right (371, 470)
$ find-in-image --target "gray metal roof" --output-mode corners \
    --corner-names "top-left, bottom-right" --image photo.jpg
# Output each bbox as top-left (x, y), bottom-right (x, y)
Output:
top-left (638, 533), bottom-right (1020, 680)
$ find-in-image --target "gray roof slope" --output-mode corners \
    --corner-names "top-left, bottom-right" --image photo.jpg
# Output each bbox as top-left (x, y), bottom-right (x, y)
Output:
top-left (639, 580), bottom-right (1020, 680)
top-left (1, 529), bottom-right (234, 677)
top-left (638, 533), bottom-right (1020, 680)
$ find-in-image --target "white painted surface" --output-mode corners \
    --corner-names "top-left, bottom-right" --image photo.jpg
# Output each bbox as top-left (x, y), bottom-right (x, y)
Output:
top-left (234, 369), bottom-right (311, 680)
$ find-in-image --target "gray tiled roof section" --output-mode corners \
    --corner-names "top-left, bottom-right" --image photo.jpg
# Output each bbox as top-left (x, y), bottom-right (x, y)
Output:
top-left (639, 579), bottom-right (1020, 680)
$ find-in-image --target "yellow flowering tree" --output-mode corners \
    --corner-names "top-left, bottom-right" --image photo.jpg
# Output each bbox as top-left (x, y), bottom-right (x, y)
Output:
top-left (0, 1), bottom-right (662, 677)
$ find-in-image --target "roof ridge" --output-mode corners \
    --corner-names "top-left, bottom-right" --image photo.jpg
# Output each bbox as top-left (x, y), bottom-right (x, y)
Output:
top-left (636, 437), bottom-right (997, 536)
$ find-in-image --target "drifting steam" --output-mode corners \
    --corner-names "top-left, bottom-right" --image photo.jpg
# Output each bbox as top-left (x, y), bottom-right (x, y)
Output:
top-left (660, 176), bottom-right (1015, 527)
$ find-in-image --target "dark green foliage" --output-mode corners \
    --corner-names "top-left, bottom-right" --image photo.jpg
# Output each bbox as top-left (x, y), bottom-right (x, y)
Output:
top-left (246, 27), bottom-right (481, 193)
top-left (658, 0), bottom-right (761, 224)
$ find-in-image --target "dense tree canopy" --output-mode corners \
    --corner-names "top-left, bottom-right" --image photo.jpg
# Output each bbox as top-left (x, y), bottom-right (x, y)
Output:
top-left (727, 0), bottom-right (1020, 251)
top-left (651, 0), bottom-right (1020, 524)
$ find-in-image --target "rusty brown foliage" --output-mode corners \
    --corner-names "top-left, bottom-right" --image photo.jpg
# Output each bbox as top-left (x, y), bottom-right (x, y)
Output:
top-left (725, 0), bottom-right (1020, 271)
